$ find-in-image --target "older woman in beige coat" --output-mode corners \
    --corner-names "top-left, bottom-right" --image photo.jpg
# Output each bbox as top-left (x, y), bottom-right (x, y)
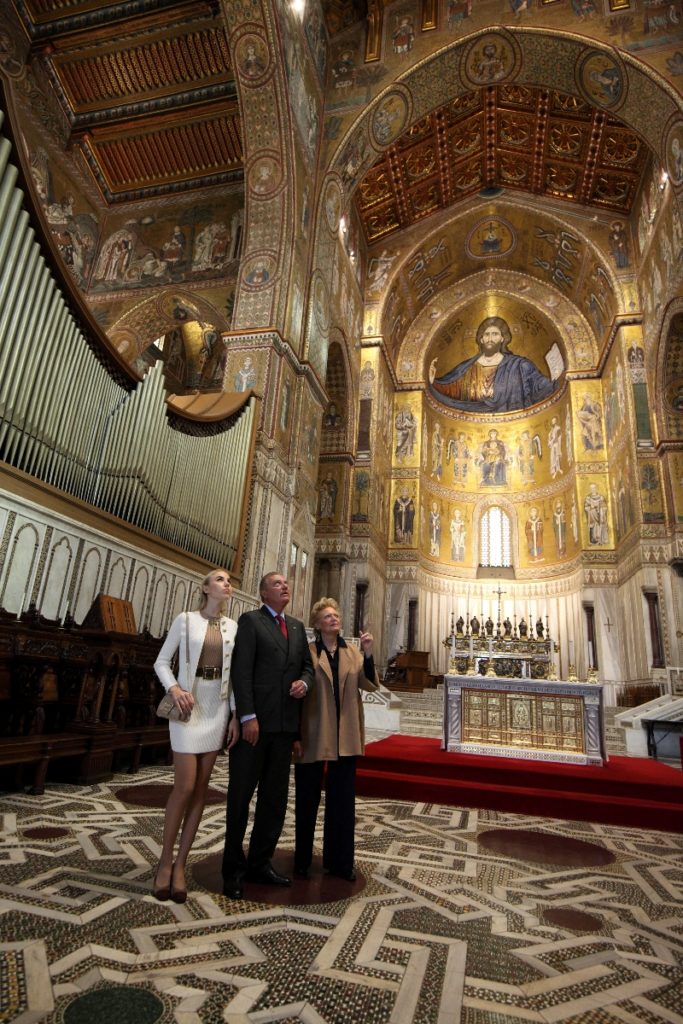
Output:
top-left (293, 597), bottom-right (379, 881)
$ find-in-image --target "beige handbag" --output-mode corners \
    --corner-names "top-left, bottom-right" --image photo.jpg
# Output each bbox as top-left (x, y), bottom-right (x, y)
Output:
top-left (156, 613), bottom-right (193, 722)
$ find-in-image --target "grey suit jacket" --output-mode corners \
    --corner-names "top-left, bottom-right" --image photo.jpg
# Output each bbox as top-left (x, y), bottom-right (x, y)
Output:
top-left (231, 606), bottom-right (314, 732)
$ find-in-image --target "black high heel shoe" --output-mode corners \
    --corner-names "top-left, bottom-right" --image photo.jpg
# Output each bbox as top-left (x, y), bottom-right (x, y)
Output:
top-left (152, 865), bottom-right (172, 901)
top-left (170, 862), bottom-right (188, 904)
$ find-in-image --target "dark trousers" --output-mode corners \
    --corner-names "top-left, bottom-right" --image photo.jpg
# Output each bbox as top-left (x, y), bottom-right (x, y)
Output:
top-left (222, 731), bottom-right (294, 879)
top-left (294, 756), bottom-right (356, 876)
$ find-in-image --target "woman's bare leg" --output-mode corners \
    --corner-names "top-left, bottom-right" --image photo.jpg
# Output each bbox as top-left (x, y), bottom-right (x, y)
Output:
top-left (157, 752), bottom-right (198, 889)
top-left (171, 749), bottom-right (219, 891)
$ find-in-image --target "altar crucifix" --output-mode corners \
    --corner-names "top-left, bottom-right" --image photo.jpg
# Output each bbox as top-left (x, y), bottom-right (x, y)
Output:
top-left (494, 586), bottom-right (506, 635)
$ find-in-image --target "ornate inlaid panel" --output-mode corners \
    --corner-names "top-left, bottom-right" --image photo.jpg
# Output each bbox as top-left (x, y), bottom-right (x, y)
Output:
top-left (443, 675), bottom-right (605, 765)
top-left (461, 689), bottom-right (585, 753)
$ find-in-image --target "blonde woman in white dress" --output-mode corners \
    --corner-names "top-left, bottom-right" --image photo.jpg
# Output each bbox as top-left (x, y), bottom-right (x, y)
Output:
top-left (153, 568), bottom-right (239, 902)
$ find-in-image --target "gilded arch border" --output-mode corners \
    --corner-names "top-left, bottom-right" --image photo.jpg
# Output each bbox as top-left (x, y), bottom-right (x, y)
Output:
top-left (221, 0), bottom-right (297, 335)
top-left (381, 213), bottom-right (617, 384)
top-left (406, 269), bottom-right (597, 400)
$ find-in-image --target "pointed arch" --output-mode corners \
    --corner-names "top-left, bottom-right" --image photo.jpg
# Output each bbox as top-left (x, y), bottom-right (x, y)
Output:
top-left (471, 492), bottom-right (520, 575)
top-left (323, 30), bottom-right (682, 209)
top-left (321, 328), bottom-right (358, 453)
top-left (109, 289), bottom-right (230, 364)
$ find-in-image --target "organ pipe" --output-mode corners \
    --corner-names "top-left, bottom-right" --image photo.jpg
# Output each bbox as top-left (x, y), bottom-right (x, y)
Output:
top-left (0, 234), bottom-right (39, 433)
top-left (0, 219), bottom-right (34, 398)
top-left (0, 117), bottom-right (255, 570)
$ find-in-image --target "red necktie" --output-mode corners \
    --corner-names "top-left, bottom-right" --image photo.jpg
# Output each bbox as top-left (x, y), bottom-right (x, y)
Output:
top-left (275, 614), bottom-right (288, 638)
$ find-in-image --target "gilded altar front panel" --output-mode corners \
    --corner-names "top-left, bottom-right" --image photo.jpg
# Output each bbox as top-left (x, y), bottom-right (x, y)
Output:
top-left (462, 688), bottom-right (585, 753)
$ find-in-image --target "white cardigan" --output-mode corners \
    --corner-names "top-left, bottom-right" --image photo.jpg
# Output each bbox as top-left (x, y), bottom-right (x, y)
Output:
top-left (154, 610), bottom-right (237, 707)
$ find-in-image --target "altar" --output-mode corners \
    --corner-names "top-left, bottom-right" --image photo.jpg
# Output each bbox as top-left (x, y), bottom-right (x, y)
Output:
top-left (443, 674), bottom-right (606, 765)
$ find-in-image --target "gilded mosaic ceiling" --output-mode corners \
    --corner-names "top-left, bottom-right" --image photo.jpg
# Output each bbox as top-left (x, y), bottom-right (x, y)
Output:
top-left (355, 84), bottom-right (648, 245)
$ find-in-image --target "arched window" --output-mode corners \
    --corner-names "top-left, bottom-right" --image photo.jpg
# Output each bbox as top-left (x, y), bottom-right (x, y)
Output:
top-left (480, 506), bottom-right (511, 568)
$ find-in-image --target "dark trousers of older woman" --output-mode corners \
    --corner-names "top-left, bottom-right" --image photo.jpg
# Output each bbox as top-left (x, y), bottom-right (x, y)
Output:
top-left (294, 756), bottom-right (356, 878)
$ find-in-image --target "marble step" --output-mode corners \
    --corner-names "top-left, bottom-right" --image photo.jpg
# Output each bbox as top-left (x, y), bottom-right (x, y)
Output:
top-left (396, 694), bottom-right (629, 754)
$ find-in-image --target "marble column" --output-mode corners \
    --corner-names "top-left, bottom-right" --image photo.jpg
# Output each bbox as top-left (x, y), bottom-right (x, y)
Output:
top-left (327, 557), bottom-right (346, 605)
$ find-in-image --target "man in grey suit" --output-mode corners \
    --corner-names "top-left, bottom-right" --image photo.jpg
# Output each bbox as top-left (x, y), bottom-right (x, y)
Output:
top-left (222, 572), bottom-right (314, 899)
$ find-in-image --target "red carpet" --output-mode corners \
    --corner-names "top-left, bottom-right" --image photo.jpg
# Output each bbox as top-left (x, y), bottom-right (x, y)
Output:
top-left (357, 735), bottom-right (683, 832)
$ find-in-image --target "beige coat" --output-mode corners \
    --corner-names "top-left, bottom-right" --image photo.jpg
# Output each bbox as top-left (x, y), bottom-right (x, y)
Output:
top-left (298, 640), bottom-right (379, 762)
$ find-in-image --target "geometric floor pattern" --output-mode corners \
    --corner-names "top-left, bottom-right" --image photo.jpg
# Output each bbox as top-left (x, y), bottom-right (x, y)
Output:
top-left (1, 759), bottom-right (682, 1023)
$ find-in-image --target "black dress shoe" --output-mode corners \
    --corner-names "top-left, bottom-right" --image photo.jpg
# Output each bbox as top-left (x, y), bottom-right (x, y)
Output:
top-left (222, 878), bottom-right (244, 900)
top-left (326, 868), bottom-right (356, 882)
top-left (246, 865), bottom-right (291, 887)
top-left (293, 866), bottom-right (310, 880)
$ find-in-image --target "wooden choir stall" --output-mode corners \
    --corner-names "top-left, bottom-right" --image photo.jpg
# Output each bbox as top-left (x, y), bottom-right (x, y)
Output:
top-left (0, 595), bottom-right (171, 793)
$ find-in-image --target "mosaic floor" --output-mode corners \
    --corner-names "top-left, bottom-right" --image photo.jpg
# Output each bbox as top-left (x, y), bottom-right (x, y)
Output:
top-left (1, 756), bottom-right (682, 1024)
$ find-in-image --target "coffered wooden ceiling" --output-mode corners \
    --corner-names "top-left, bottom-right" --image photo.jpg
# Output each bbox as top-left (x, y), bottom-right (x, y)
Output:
top-left (16, 0), bottom-right (242, 202)
top-left (355, 84), bottom-right (648, 244)
top-left (15, 2), bottom-right (648, 237)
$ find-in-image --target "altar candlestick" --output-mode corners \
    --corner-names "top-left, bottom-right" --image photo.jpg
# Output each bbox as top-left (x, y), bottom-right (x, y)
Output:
top-left (569, 639), bottom-right (575, 663)
top-left (587, 640), bottom-right (594, 666)
top-left (486, 636), bottom-right (496, 677)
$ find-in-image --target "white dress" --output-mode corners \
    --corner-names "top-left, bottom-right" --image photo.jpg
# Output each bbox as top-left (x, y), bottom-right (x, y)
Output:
top-left (170, 675), bottom-right (228, 754)
top-left (154, 610), bottom-right (237, 755)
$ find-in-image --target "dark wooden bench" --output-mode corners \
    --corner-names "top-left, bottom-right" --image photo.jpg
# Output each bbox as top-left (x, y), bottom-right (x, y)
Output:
top-left (0, 601), bottom-right (170, 793)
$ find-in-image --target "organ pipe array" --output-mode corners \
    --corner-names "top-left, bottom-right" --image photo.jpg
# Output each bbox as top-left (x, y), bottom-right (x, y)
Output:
top-left (0, 112), bottom-right (254, 568)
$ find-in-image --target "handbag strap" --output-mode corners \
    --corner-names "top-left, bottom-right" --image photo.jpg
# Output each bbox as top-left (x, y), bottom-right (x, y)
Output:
top-left (186, 611), bottom-right (199, 698)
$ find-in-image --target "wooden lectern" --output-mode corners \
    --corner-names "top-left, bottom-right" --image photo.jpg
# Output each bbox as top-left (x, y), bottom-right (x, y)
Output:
top-left (393, 651), bottom-right (430, 691)
top-left (82, 594), bottom-right (137, 634)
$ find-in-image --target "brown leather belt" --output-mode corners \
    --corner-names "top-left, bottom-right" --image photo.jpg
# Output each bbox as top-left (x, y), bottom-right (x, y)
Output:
top-left (196, 666), bottom-right (221, 679)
